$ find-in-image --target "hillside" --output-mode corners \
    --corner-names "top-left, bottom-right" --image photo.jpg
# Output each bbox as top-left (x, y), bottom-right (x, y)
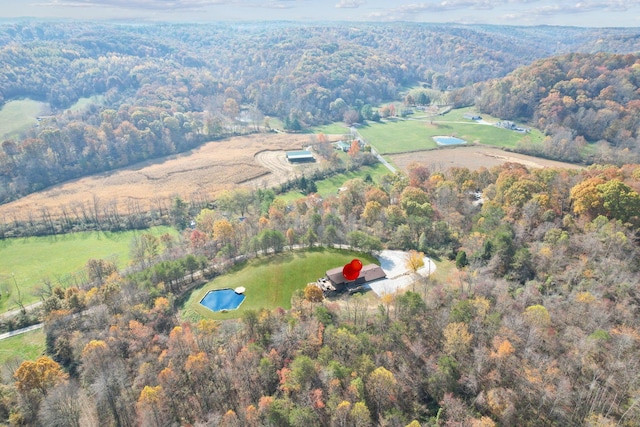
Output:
top-left (1, 22), bottom-right (640, 205)
top-left (473, 52), bottom-right (640, 163)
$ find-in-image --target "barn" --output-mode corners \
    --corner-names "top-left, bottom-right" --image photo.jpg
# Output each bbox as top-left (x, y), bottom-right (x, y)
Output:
top-left (286, 150), bottom-right (315, 163)
top-left (325, 264), bottom-right (386, 292)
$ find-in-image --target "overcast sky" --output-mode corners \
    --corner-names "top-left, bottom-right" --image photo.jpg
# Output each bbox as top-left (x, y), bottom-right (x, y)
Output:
top-left (0, 0), bottom-right (638, 27)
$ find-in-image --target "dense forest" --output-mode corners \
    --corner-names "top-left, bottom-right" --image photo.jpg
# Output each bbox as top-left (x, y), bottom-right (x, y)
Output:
top-left (3, 160), bottom-right (640, 426)
top-left (1, 22), bottom-right (640, 204)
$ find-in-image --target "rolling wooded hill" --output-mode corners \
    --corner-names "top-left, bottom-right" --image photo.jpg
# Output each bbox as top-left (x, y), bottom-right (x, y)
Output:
top-left (472, 52), bottom-right (640, 163)
top-left (0, 22), bottom-right (639, 204)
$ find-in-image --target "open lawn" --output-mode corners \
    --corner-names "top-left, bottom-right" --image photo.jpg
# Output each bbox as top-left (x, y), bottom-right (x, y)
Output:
top-left (276, 162), bottom-right (392, 203)
top-left (0, 226), bottom-right (177, 313)
top-left (0, 99), bottom-right (49, 139)
top-left (309, 122), bottom-right (351, 135)
top-left (181, 247), bottom-right (379, 321)
top-left (358, 107), bottom-right (545, 154)
top-left (0, 329), bottom-right (45, 366)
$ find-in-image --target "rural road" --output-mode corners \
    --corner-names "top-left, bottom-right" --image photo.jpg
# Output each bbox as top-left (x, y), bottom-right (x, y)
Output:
top-left (0, 322), bottom-right (43, 340)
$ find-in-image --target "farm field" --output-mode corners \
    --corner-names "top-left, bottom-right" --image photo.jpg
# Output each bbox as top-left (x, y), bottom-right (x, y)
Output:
top-left (276, 162), bottom-right (392, 203)
top-left (0, 329), bottom-right (45, 365)
top-left (0, 99), bottom-right (50, 139)
top-left (0, 133), bottom-right (321, 222)
top-left (389, 145), bottom-right (584, 172)
top-left (0, 226), bottom-right (177, 313)
top-left (358, 107), bottom-right (545, 154)
top-left (180, 247), bottom-right (378, 321)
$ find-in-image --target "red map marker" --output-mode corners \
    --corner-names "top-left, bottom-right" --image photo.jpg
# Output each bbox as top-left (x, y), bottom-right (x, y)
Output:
top-left (342, 259), bottom-right (363, 281)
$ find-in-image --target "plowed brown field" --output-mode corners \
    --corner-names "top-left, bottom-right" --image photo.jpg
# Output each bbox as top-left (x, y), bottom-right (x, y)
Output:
top-left (389, 146), bottom-right (584, 172)
top-left (0, 133), bottom-right (319, 221)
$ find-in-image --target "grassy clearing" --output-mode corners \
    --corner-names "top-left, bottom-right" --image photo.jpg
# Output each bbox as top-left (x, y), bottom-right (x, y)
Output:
top-left (64, 95), bottom-right (105, 114)
top-left (181, 247), bottom-right (379, 321)
top-left (266, 116), bottom-right (284, 130)
top-left (0, 99), bottom-right (49, 139)
top-left (430, 258), bottom-right (456, 284)
top-left (276, 162), bottom-right (392, 203)
top-left (0, 329), bottom-right (45, 366)
top-left (0, 226), bottom-right (178, 313)
top-left (358, 107), bottom-right (545, 154)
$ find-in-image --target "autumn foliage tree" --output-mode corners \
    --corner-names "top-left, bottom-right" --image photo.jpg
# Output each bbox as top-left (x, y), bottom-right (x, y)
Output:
top-left (14, 356), bottom-right (68, 397)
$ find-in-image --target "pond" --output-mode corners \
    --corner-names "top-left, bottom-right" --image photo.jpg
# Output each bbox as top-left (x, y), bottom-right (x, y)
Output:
top-left (433, 136), bottom-right (467, 146)
top-left (200, 288), bottom-right (246, 312)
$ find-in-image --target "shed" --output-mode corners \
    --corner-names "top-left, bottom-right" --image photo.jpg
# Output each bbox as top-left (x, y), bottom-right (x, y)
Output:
top-left (286, 150), bottom-right (315, 163)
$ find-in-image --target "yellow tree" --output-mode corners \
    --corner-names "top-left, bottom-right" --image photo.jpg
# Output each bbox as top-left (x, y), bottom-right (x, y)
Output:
top-left (366, 367), bottom-right (399, 420)
top-left (362, 200), bottom-right (383, 226)
top-left (405, 250), bottom-right (425, 273)
top-left (14, 356), bottom-right (68, 397)
top-left (570, 177), bottom-right (606, 217)
top-left (213, 219), bottom-right (235, 247)
top-left (350, 401), bottom-right (372, 427)
top-left (303, 284), bottom-right (324, 303)
top-left (524, 304), bottom-right (551, 328)
top-left (443, 322), bottom-right (473, 359)
top-left (137, 385), bottom-right (163, 427)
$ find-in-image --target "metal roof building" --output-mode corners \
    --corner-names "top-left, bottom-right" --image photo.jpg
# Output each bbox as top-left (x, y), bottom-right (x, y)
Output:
top-left (286, 150), bottom-right (315, 163)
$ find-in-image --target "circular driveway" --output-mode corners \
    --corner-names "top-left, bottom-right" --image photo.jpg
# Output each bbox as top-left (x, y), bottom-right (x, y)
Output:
top-left (368, 250), bottom-right (436, 296)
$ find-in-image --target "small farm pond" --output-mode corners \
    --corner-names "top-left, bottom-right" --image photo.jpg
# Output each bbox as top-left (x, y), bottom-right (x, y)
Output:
top-left (433, 136), bottom-right (467, 145)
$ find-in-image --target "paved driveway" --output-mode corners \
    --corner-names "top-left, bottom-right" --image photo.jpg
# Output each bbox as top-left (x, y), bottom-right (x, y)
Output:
top-left (368, 250), bottom-right (436, 296)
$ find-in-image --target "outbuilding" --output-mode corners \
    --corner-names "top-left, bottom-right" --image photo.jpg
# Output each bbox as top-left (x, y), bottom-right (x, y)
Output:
top-left (286, 150), bottom-right (315, 163)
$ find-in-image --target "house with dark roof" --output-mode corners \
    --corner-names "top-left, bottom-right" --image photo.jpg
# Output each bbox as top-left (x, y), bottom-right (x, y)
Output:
top-left (325, 264), bottom-right (386, 292)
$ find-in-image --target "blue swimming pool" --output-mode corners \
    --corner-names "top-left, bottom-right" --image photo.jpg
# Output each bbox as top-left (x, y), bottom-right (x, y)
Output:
top-left (433, 136), bottom-right (467, 145)
top-left (200, 289), bottom-right (246, 312)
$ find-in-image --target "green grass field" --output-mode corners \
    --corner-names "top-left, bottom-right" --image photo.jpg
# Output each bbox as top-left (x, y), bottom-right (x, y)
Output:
top-left (0, 99), bottom-right (49, 139)
top-left (181, 247), bottom-right (379, 321)
top-left (64, 95), bottom-right (105, 114)
top-left (0, 329), bottom-right (45, 365)
top-left (357, 107), bottom-right (545, 154)
top-left (276, 162), bottom-right (392, 203)
top-left (0, 226), bottom-right (178, 313)
top-left (359, 120), bottom-right (439, 153)
top-left (309, 122), bottom-right (352, 135)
